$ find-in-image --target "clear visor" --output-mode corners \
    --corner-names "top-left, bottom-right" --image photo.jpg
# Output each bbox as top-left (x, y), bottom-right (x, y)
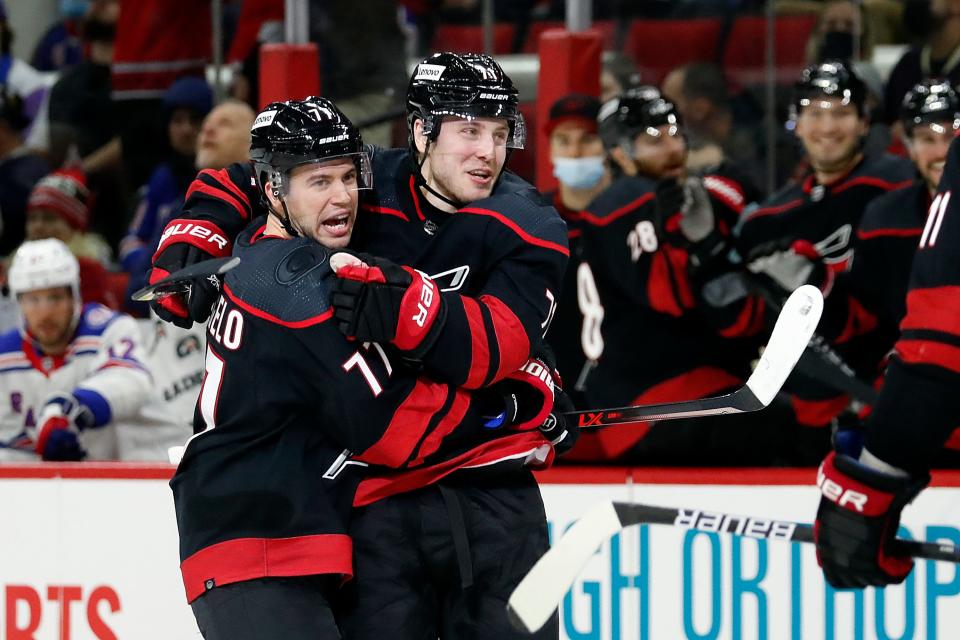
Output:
top-left (274, 151), bottom-right (373, 196)
top-left (423, 109), bottom-right (526, 149)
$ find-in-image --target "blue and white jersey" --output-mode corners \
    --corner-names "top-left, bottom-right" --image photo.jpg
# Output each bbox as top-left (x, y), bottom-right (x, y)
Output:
top-left (0, 303), bottom-right (152, 459)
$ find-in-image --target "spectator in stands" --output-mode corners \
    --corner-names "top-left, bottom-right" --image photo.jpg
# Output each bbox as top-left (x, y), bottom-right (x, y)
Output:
top-left (0, 90), bottom-right (49, 256)
top-left (31, 0), bottom-right (88, 72)
top-left (48, 0), bottom-right (125, 250)
top-left (0, 239), bottom-right (151, 462)
top-left (120, 76), bottom-right (213, 275)
top-left (660, 62), bottom-right (765, 187)
top-left (542, 94), bottom-right (610, 408)
top-left (24, 168), bottom-right (118, 308)
top-left (884, 0), bottom-right (960, 127)
top-left (601, 52), bottom-right (641, 103)
top-left (194, 99), bottom-right (256, 171)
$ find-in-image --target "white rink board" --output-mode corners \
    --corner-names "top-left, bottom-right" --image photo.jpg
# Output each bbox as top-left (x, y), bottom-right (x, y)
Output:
top-left (0, 467), bottom-right (958, 639)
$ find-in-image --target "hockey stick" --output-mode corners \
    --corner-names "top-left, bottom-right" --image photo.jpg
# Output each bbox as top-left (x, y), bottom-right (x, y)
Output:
top-left (507, 500), bottom-right (960, 634)
top-left (131, 256), bottom-right (241, 302)
top-left (566, 284), bottom-right (823, 429)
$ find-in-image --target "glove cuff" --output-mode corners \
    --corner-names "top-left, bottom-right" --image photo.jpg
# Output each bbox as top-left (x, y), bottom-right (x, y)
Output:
top-left (394, 268), bottom-right (446, 357)
top-left (818, 452), bottom-right (928, 516)
top-left (153, 219), bottom-right (232, 262)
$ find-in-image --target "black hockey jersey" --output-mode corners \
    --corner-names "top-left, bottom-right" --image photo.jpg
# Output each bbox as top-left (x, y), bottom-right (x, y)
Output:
top-left (166, 148), bottom-right (568, 504)
top-left (864, 137), bottom-right (960, 473)
top-left (171, 223), bottom-right (503, 602)
top-left (574, 170), bottom-right (755, 459)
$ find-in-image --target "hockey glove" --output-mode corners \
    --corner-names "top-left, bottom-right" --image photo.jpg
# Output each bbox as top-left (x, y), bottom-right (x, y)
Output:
top-left (331, 253), bottom-right (447, 360)
top-left (746, 238), bottom-right (833, 296)
top-left (653, 177), bottom-right (687, 243)
top-left (149, 219), bottom-right (231, 329)
top-left (814, 451), bottom-right (929, 588)
top-left (33, 393), bottom-right (95, 461)
top-left (539, 384), bottom-right (579, 456)
top-left (480, 357), bottom-right (560, 432)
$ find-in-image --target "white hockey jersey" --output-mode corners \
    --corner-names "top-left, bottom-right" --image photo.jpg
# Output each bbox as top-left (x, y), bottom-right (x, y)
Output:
top-left (114, 317), bottom-right (204, 461)
top-left (0, 303), bottom-right (152, 461)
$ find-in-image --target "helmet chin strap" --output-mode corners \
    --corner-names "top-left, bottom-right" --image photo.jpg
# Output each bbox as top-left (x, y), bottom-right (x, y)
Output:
top-left (277, 198), bottom-right (302, 238)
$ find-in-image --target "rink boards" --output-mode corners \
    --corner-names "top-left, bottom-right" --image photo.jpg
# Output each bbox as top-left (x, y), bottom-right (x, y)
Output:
top-left (1, 465), bottom-right (959, 640)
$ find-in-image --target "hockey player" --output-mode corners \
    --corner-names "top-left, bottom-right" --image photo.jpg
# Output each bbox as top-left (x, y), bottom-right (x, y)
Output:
top-left (0, 239), bottom-right (151, 461)
top-left (571, 86), bottom-right (763, 463)
top-left (173, 97), bottom-right (553, 639)
top-left (813, 132), bottom-right (960, 589)
top-left (169, 81), bottom-right (571, 637)
top-left (816, 80), bottom-right (960, 422)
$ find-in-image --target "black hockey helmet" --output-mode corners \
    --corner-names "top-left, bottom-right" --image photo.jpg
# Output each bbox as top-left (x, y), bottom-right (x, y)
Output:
top-left (900, 79), bottom-right (960, 136)
top-left (792, 59), bottom-right (868, 118)
top-left (406, 52), bottom-right (525, 149)
top-left (597, 85), bottom-right (680, 151)
top-left (250, 96), bottom-right (371, 197)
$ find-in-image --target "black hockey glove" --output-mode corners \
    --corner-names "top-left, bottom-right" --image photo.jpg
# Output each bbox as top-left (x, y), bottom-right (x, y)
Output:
top-left (149, 219), bottom-right (231, 329)
top-left (331, 252), bottom-right (447, 361)
top-left (814, 450), bottom-right (929, 588)
top-left (539, 384), bottom-right (579, 456)
top-left (653, 177), bottom-right (686, 243)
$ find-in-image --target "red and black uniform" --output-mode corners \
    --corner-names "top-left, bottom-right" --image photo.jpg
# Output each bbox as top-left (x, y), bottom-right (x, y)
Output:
top-left (167, 147), bottom-right (568, 639)
top-left (541, 190), bottom-right (590, 407)
top-left (574, 168), bottom-right (760, 462)
top-left (726, 154), bottom-right (914, 429)
top-left (817, 182), bottom-right (928, 393)
top-left (863, 138), bottom-right (960, 473)
top-left (171, 225), bottom-right (497, 604)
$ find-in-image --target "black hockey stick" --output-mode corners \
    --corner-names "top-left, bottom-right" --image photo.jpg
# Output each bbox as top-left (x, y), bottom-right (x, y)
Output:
top-left (565, 284), bottom-right (823, 429)
top-left (507, 500), bottom-right (960, 634)
top-left (131, 256), bottom-right (240, 302)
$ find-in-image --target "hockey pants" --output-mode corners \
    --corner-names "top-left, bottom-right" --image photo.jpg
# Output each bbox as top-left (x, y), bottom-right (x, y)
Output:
top-left (336, 468), bottom-right (559, 639)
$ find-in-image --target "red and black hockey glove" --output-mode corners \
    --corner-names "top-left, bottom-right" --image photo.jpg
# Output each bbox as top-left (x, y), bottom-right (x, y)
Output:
top-left (149, 219), bottom-right (231, 329)
top-left (814, 451), bottom-right (929, 588)
top-left (332, 253), bottom-right (447, 360)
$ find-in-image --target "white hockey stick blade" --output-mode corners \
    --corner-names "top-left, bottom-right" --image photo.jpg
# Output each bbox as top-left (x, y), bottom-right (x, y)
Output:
top-left (506, 502), bottom-right (622, 634)
top-left (744, 284), bottom-right (823, 407)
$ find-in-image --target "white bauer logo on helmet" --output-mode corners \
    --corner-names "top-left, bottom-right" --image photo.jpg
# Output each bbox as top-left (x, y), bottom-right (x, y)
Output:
top-left (8, 239), bottom-right (83, 326)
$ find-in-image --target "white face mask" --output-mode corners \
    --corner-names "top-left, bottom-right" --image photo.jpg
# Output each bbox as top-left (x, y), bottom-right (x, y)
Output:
top-left (552, 155), bottom-right (606, 190)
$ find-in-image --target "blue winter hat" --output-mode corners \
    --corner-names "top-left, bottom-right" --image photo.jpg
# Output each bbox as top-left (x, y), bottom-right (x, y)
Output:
top-left (163, 76), bottom-right (214, 117)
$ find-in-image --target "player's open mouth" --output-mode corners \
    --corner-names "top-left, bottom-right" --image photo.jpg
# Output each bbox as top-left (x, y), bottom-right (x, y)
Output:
top-left (467, 169), bottom-right (493, 185)
top-left (931, 161), bottom-right (945, 172)
top-left (322, 214), bottom-right (351, 236)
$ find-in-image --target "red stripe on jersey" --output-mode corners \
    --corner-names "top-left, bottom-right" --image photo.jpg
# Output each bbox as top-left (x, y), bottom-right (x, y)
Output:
top-left (719, 295), bottom-right (766, 338)
top-left (461, 296), bottom-right (491, 389)
top-left (356, 381), bottom-right (450, 467)
top-left (223, 284), bottom-right (332, 328)
top-left (747, 198), bottom-right (804, 219)
top-left (832, 177), bottom-right (913, 194)
top-left (480, 294), bottom-right (531, 382)
top-left (647, 251), bottom-right (684, 317)
top-left (564, 367), bottom-right (743, 462)
top-left (200, 168), bottom-right (252, 213)
top-left (360, 203), bottom-right (408, 220)
top-left (579, 193), bottom-right (654, 227)
top-left (408, 175), bottom-right (427, 221)
top-left (900, 287), bottom-right (960, 337)
top-left (353, 431), bottom-right (551, 506)
top-left (790, 395), bottom-right (850, 427)
top-left (179, 533), bottom-right (352, 603)
top-left (897, 339), bottom-right (960, 374)
top-left (459, 207), bottom-right (570, 256)
top-left (835, 295), bottom-right (878, 344)
top-left (857, 227), bottom-right (922, 240)
top-left (186, 176), bottom-right (249, 221)
top-left (409, 389), bottom-right (472, 465)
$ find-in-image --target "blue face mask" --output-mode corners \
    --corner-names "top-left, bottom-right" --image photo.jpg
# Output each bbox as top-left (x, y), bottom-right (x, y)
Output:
top-left (552, 155), bottom-right (606, 190)
top-left (60, 0), bottom-right (90, 19)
